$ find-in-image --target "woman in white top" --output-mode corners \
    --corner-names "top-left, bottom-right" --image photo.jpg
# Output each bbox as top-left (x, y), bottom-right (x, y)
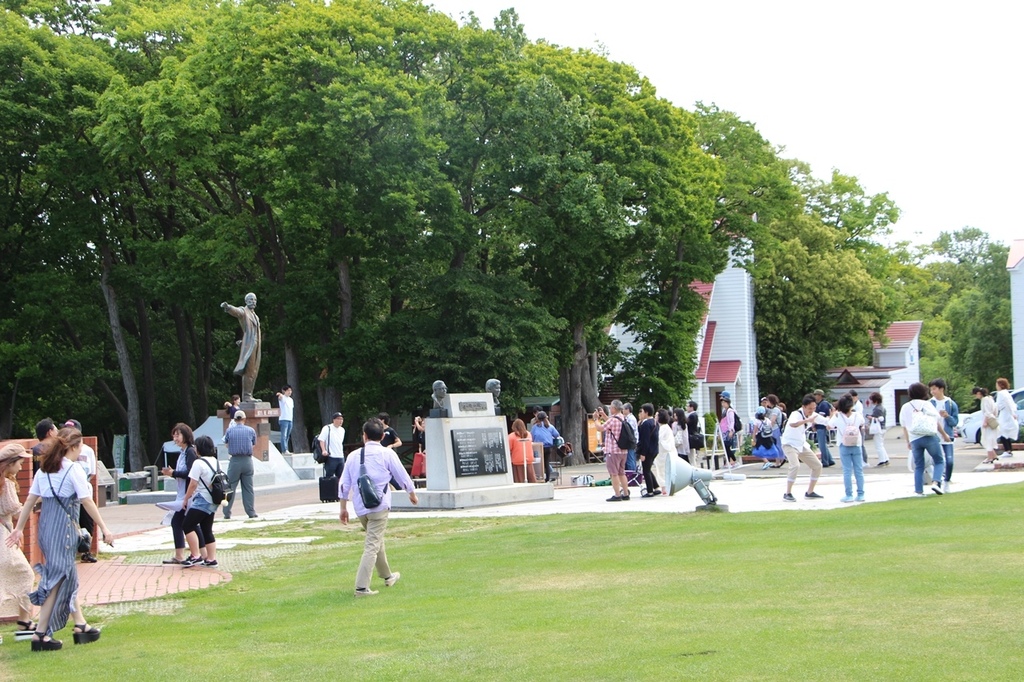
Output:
top-left (671, 408), bottom-right (690, 463)
top-left (974, 386), bottom-right (1000, 464)
top-left (655, 409), bottom-right (677, 496)
top-left (5, 428), bottom-right (113, 651)
top-left (182, 436), bottom-right (221, 568)
top-left (898, 382), bottom-right (950, 496)
top-left (829, 394), bottom-right (865, 503)
top-left (994, 377), bottom-right (1020, 457)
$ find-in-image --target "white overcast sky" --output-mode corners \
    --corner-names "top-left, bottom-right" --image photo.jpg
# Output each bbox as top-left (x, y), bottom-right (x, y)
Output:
top-left (428, 0), bottom-right (1022, 248)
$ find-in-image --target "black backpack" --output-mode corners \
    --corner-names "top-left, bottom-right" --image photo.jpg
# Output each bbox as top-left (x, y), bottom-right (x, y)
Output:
top-left (615, 416), bottom-right (637, 450)
top-left (312, 436), bottom-right (326, 464)
top-left (201, 458), bottom-right (230, 505)
top-left (732, 410), bottom-right (742, 433)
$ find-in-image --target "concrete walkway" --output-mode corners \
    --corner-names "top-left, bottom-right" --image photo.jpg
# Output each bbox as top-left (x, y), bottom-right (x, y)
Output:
top-left (67, 438), bottom-right (1024, 610)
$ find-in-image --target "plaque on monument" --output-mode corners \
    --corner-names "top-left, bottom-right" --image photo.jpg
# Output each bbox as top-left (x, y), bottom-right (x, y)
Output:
top-left (450, 427), bottom-right (508, 477)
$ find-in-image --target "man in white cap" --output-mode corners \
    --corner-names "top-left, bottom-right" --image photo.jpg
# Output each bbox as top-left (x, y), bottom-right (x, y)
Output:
top-left (222, 410), bottom-right (257, 519)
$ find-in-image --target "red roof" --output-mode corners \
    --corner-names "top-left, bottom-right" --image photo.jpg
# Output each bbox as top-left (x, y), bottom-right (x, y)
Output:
top-left (706, 360), bottom-right (741, 384)
top-left (870, 321), bottom-right (922, 349)
top-left (1008, 240), bottom-right (1024, 270)
top-left (694, 321), bottom-right (716, 380)
top-left (690, 281), bottom-right (714, 304)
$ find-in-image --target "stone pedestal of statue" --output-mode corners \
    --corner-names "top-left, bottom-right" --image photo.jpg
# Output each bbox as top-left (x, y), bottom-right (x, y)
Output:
top-left (219, 402), bottom-right (278, 462)
top-left (391, 392), bottom-right (553, 510)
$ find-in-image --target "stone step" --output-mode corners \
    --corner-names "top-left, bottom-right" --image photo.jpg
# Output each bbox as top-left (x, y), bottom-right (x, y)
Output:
top-left (291, 465), bottom-right (320, 480)
top-left (282, 453), bottom-right (317, 468)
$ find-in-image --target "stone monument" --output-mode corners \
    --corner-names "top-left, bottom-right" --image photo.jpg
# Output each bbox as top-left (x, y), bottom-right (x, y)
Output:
top-left (391, 385), bottom-right (553, 510)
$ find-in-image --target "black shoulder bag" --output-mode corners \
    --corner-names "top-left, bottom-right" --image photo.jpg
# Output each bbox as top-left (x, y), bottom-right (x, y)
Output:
top-left (357, 447), bottom-right (383, 509)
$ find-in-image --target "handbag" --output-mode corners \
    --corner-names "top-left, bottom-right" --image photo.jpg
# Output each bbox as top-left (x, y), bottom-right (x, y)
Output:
top-left (356, 448), bottom-right (383, 509)
top-left (984, 414), bottom-right (999, 430)
top-left (909, 404), bottom-right (938, 437)
top-left (869, 419), bottom-right (882, 436)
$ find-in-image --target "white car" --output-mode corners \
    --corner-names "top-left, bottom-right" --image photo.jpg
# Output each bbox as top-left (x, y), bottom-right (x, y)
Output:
top-left (960, 388), bottom-right (1024, 444)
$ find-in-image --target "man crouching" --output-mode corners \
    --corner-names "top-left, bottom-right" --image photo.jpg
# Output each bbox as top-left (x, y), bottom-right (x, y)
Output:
top-left (339, 418), bottom-right (419, 596)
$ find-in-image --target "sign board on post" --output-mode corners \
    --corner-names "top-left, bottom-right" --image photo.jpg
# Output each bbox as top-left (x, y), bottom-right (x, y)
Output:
top-left (113, 434), bottom-right (126, 470)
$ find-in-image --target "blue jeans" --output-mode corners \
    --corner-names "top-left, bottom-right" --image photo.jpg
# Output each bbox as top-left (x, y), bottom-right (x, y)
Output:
top-left (626, 449), bottom-right (637, 472)
top-left (911, 435), bottom-right (944, 493)
top-left (838, 444), bottom-right (864, 497)
top-left (941, 441), bottom-right (954, 483)
top-left (815, 426), bottom-right (833, 465)
top-left (279, 420), bottom-right (293, 453)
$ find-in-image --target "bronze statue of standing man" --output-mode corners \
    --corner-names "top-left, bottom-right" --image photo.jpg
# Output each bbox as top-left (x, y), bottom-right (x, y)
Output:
top-left (222, 293), bottom-right (261, 402)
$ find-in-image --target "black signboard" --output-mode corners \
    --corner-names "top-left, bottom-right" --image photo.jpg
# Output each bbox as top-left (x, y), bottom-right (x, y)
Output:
top-left (451, 427), bottom-right (508, 477)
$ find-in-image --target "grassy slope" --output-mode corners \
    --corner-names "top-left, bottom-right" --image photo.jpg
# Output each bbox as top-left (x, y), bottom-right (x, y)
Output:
top-left (4, 486), bottom-right (1024, 681)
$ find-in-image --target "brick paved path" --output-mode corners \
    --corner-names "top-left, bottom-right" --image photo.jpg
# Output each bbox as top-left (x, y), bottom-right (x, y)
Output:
top-left (77, 556), bottom-right (230, 606)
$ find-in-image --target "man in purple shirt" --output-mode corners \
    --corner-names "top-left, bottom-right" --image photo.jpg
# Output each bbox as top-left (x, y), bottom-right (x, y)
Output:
top-left (340, 418), bottom-right (419, 596)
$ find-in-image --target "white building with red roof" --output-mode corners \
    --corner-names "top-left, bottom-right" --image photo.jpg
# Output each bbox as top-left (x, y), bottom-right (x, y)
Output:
top-left (1008, 240), bottom-right (1024, 388)
top-left (690, 264), bottom-right (760, 423)
top-left (825, 321), bottom-right (923, 424)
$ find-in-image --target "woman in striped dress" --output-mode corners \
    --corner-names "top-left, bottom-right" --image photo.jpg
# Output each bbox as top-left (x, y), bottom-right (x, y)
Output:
top-left (4, 428), bottom-right (113, 651)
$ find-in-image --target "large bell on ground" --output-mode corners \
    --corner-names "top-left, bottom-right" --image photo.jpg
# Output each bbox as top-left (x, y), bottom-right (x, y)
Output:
top-left (665, 453), bottom-right (721, 508)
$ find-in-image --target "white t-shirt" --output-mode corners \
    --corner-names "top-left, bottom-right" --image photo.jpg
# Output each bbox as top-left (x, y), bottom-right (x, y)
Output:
top-left (781, 409), bottom-right (821, 449)
top-left (899, 399), bottom-right (941, 442)
top-left (77, 443), bottom-right (97, 478)
top-left (188, 456), bottom-right (220, 504)
top-left (278, 395), bottom-right (294, 421)
top-left (30, 458), bottom-right (92, 499)
top-left (318, 424), bottom-right (346, 459)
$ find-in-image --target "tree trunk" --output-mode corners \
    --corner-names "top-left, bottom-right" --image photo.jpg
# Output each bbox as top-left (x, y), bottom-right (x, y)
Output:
top-left (0, 376), bottom-right (17, 440)
top-left (172, 304), bottom-right (195, 425)
top-left (284, 343), bottom-right (308, 452)
top-left (317, 385), bottom-right (342, 427)
top-left (557, 321), bottom-right (591, 466)
top-left (134, 296), bottom-right (160, 457)
top-left (100, 248), bottom-right (144, 471)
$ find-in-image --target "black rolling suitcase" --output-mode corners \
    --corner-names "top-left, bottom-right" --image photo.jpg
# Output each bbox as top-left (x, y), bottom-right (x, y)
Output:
top-left (319, 475), bottom-right (339, 503)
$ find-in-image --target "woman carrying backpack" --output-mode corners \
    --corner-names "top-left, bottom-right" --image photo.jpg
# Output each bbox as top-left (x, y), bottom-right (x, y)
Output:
top-left (718, 394), bottom-right (739, 469)
top-left (181, 436), bottom-right (221, 568)
top-left (829, 395), bottom-right (866, 503)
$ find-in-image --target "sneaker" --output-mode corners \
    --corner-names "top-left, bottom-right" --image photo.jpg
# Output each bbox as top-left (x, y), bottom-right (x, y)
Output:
top-left (942, 481), bottom-right (950, 494)
top-left (247, 515), bottom-right (259, 519)
top-left (804, 491), bottom-right (824, 499)
top-left (161, 557), bottom-right (184, 565)
top-left (203, 559), bottom-right (219, 568)
top-left (931, 483), bottom-right (943, 495)
top-left (384, 572), bottom-right (401, 587)
top-left (761, 462), bottom-right (771, 470)
top-left (181, 555), bottom-right (203, 567)
top-left (855, 494), bottom-right (865, 502)
top-left (840, 495), bottom-right (855, 503)
top-left (354, 588), bottom-right (379, 597)
top-left (80, 553), bottom-right (97, 563)
top-left (606, 495), bottom-right (623, 502)
top-left (783, 493), bottom-right (796, 502)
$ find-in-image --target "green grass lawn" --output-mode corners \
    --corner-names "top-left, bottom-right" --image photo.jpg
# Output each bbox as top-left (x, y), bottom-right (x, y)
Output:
top-left (5, 485), bottom-right (1024, 681)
